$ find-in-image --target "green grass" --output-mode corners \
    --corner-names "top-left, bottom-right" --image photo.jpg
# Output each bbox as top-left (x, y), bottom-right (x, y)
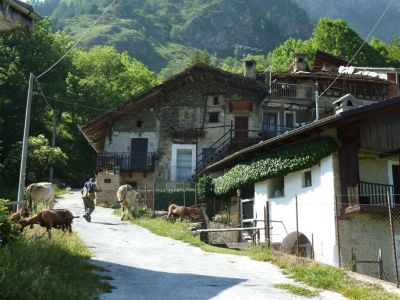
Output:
top-left (0, 228), bottom-right (112, 300)
top-left (273, 283), bottom-right (318, 298)
top-left (248, 246), bottom-right (400, 300)
top-left (116, 209), bottom-right (243, 256)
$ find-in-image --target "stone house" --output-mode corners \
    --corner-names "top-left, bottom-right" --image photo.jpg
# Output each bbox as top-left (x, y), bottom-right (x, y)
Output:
top-left (205, 96), bottom-right (400, 282)
top-left (80, 63), bottom-right (268, 204)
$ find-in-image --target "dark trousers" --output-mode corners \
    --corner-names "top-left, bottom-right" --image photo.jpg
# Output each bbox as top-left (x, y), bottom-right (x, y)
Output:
top-left (83, 193), bottom-right (95, 216)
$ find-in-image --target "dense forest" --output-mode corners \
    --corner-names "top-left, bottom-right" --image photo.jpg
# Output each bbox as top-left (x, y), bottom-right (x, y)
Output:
top-left (1, 0), bottom-right (400, 200)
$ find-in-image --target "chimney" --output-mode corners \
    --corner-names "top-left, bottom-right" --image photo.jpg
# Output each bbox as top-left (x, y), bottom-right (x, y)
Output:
top-left (243, 60), bottom-right (257, 78)
top-left (292, 54), bottom-right (307, 72)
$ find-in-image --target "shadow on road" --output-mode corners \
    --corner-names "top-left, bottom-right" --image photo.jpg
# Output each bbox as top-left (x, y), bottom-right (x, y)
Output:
top-left (92, 259), bottom-right (247, 300)
top-left (90, 222), bottom-right (121, 226)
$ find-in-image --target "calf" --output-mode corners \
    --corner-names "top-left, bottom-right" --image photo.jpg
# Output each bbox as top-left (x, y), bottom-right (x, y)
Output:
top-left (19, 209), bottom-right (78, 240)
top-left (117, 184), bottom-right (139, 220)
top-left (167, 204), bottom-right (199, 223)
top-left (10, 206), bottom-right (30, 223)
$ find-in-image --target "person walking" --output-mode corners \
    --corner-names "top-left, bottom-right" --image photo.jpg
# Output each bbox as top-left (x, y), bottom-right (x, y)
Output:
top-left (81, 178), bottom-right (97, 222)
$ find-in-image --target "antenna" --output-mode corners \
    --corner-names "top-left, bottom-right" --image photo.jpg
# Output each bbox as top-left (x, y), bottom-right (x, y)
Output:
top-left (232, 44), bottom-right (262, 59)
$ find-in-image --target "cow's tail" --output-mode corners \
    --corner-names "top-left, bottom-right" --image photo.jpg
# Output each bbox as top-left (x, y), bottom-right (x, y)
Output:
top-left (117, 185), bottom-right (128, 203)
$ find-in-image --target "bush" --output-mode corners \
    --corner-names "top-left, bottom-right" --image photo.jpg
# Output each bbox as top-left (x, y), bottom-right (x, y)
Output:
top-left (154, 189), bottom-right (196, 210)
top-left (0, 199), bottom-right (21, 247)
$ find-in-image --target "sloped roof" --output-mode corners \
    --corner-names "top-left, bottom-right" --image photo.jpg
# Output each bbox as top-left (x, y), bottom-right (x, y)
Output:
top-left (313, 50), bottom-right (350, 72)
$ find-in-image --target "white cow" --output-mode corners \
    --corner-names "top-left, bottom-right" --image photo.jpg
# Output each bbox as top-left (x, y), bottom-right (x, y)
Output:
top-left (26, 182), bottom-right (56, 211)
top-left (117, 184), bottom-right (138, 220)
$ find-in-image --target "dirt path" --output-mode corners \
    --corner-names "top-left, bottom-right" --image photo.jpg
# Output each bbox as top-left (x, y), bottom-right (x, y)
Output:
top-left (58, 191), bottom-right (346, 300)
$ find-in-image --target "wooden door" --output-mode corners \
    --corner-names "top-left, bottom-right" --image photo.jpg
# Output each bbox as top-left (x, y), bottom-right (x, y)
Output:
top-left (235, 117), bottom-right (248, 139)
top-left (131, 138), bottom-right (148, 171)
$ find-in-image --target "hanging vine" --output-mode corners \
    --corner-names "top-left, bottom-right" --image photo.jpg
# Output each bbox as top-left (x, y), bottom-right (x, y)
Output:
top-left (213, 137), bottom-right (338, 195)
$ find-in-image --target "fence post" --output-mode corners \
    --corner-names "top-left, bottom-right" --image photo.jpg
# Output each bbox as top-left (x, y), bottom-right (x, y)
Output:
top-left (295, 195), bottom-right (299, 256)
top-left (379, 248), bottom-right (383, 280)
top-left (387, 191), bottom-right (399, 286)
top-left (183, 182), bottom-right (186, 207)
top-left (264, 202), bottom-right (270, 248)
top-left (152, 183), bottom-right (155, 213)
top-left (145, 184), bottom-right (148, 207)
top-left (194, 182), bottom-right (197, 205)
top-left (335, 195), bottom-right (342, 268)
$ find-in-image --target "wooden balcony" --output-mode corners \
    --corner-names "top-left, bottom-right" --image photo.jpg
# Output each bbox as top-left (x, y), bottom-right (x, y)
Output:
top-left (97, 152), bottom-right (155, 172)
top-left (343, 181), bottom-right (400, 214)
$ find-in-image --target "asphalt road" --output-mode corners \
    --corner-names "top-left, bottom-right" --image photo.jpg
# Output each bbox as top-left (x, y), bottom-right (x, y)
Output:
top-left (58, 191), bottom-right (346, 300)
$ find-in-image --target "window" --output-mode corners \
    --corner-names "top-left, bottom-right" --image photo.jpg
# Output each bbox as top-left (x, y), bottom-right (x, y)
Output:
top-left (213, 96), bottom-right (219, 105)
top-left (104, 178), bottom-right (111, 184)
top-left (136, 120), bottom-right (143, 128)
top-left (270, 177), bottom-right (284, 198)
top-left (171, 144), bottom-right (196, 181)
top-left (208, 112), bottom-right (219, 123)
top-left (303, 170), bottom-right (312, 188)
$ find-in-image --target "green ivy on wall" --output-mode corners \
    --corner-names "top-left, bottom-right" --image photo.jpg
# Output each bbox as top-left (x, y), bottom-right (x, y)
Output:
top-left (213, 137), bottom-right (338, 195)
top-left (196, 175), bottom-right (214, 201)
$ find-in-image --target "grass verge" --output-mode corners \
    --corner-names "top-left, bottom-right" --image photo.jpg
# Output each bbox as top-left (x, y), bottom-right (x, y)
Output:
top-left (128, 214), bottom-right (400, 300)
top-left (248, 246), bottom-right (400, 300)
top-left (125, 213), bottom-right (242, 256)
top-left (0, 228), bottom-right (112, 300)
top-left (273, 283), bottom-right (318, 298)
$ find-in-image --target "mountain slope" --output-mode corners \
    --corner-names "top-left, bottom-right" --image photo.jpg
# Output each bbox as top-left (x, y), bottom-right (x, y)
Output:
top-left (32, 0), bottom-right (313, 71)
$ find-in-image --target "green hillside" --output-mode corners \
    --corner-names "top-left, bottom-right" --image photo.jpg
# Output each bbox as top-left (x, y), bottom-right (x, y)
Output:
top-left (31, 0), bottom-right (313, 71)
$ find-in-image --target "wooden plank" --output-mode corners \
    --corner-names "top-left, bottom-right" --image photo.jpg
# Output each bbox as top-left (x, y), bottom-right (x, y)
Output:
top-left (197, 227), bottom-right (261, 233)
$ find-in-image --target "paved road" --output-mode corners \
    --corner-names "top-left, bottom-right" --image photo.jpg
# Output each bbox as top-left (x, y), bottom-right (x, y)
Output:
top-left (58, 191), bottom-right (346, 300)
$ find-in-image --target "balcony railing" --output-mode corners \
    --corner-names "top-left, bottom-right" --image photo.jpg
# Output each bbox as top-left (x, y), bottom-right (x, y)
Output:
top-left (344, 181), bottom-right (398, 211)
top-left (270, 82), bottom-right (316, 100)
top-left (97, 152), bottom-right (155, 172)
top-left (358, 181), bottom-right (395, 207)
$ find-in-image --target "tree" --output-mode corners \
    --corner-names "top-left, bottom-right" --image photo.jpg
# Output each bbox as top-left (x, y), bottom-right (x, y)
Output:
top-left (3, 135), bottom-right (67, 185)
top-left (271, 17), bottom-right (388, 71)
top-left (66, 46), bottom-right (159, 120)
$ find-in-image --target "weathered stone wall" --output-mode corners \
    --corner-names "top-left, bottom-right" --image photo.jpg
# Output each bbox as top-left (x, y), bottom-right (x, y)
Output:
top-left (95, 173), bottom-right (121, 207)
top-left (104, 74), bottom-right (265, 183)
top-left (208, 222), bottom-right (240, 244)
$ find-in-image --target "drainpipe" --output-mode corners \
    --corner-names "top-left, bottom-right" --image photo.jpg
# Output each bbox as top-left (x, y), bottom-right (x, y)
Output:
top-left (315, 91), bottom-right (319, 121)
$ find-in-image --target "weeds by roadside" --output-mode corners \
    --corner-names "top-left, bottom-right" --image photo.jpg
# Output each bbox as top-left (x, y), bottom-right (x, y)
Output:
top-left (273, 283), bottom-right (318, 298)
top-left (248, 246), bottom-right (400, 300)
top-left (0, 228), bottom-right (112, 300)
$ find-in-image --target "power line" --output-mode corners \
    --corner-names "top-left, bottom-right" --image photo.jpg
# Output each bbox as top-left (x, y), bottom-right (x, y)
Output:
top-left (34, 77), bottom-right (53, 110)
top-left (38, 94), bottom-right (110, 112)
top-left (36, 0), bottom-right (117, 80)
top-left (318, 0), bottom-right (394, 99)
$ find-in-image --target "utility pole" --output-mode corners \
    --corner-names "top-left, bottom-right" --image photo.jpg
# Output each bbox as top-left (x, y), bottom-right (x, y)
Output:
top-left (17, 72), bottom-right (34, 210)
top-left (49, 109), bottom-right (58, 182)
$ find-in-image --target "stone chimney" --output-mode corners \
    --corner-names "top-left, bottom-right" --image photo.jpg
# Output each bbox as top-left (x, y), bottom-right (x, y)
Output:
top-left (292, 54), bottom-right (307, 72)
top-left (243, 60), bottom-right (257, 78)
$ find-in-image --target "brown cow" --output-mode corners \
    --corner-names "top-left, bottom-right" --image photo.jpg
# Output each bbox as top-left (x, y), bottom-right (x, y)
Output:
top-left (167, 204), bottom-right (199, 223)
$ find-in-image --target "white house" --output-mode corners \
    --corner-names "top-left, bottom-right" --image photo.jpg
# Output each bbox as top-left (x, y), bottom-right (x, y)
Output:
top-left (206, 96), bottom-right (400, 282)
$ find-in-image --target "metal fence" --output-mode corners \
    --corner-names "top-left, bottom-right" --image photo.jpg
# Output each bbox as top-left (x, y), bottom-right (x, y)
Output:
top-left (335, 193), bottom-right (400, 283)
top-left (136, 181), bottom-right (198, 212)
top-left (249, 193), bottom-right (400, 284)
